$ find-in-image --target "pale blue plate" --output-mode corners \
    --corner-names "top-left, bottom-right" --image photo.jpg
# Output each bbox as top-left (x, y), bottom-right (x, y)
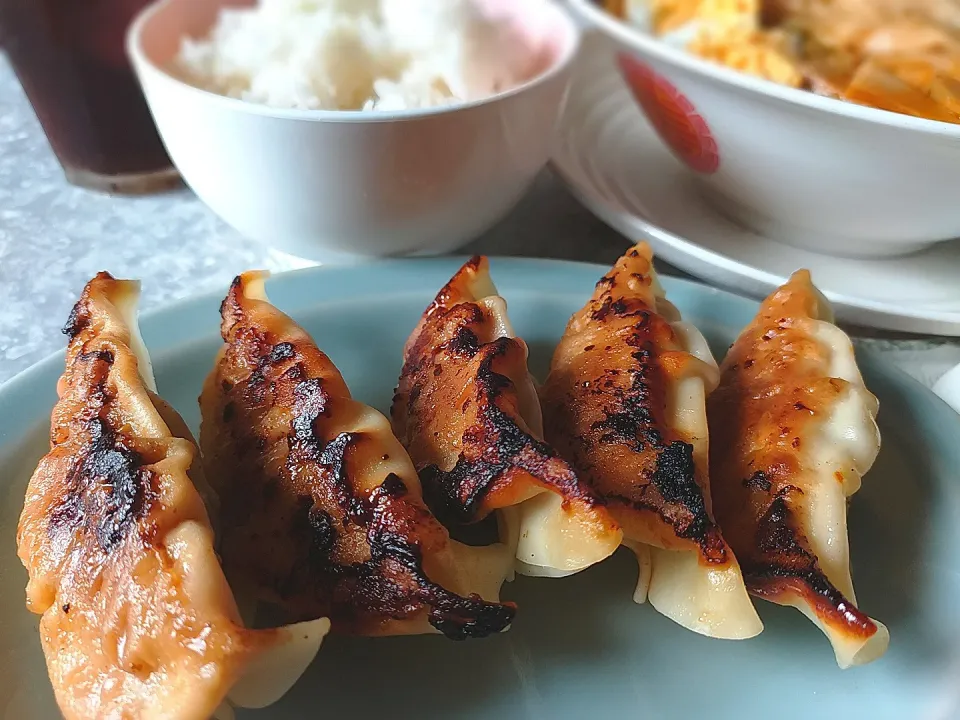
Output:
top-left (2, 258), bottom-right (958, 719)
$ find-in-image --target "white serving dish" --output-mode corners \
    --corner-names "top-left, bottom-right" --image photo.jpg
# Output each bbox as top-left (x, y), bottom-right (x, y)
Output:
top-left (550, 35), bottom-right (960, 336)
top-left (127, 0), bottom-right (579, 261)
top-left (566, 0), bottom-right (960, 259)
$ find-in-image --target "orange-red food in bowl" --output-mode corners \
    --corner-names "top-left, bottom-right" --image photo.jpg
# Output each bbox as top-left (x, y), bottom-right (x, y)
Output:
top-left (604, 0), bottom-right (960, 123)
top-left (568, 0), bottom-right (960, 260)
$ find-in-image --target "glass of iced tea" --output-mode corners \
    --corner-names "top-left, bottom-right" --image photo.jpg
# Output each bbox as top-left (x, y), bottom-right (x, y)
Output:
top-left (0, 0), bottom-right (179, 194)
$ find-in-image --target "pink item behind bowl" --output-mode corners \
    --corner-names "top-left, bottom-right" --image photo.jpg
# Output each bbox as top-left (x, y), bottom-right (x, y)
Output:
top-left (137, 0), bottom-right (252, 67)
top-left (472, 0), bottom-right (578, 83)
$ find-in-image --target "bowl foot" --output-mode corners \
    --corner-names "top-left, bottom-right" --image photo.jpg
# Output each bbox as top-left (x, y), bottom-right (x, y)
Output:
top-left (697, 182), bottom-right (947, 260)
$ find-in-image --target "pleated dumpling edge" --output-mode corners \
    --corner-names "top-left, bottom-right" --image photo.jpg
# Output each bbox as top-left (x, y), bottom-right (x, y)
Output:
top-left (392, 256), bottom-right (624, 580)
top-left (708, 269), bottom-right (888, 668)
top-left (199, 270), bottom-right (516, 640)
top-left (17, 272), bottom-right (327, 720)
top-left (541, 243), bottom-right (763, 640)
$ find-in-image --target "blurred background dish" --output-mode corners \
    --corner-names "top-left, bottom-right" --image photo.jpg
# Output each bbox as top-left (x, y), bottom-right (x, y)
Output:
top-left (126, 0), bottom-right (580, 262)
top-left (0, 0), bottom-right (180, 194)
top-left (566, 0), bottom-right (960, 260)
top-left (551, 34), bottom-right (960, 335)
top-left (603, 0), bottom-right (960, 124)
top-left (170, 0), bottom-right (542, 112)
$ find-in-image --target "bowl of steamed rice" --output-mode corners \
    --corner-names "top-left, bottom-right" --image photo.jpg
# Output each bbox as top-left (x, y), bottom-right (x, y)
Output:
top-left (127, 0), bottom-right (579, 260)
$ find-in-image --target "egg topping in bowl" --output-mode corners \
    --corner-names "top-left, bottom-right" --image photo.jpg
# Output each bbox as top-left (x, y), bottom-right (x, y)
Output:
top-left (606, 0), bottom-right (960, 123)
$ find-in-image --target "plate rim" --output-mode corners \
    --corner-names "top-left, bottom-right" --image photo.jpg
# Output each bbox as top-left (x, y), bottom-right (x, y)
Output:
top-left (0, 255), bottom-right (713, 396)
top-left (3, 256), bottom-right (960, 717)
top-left (1, 256), bottom-right (958, 434)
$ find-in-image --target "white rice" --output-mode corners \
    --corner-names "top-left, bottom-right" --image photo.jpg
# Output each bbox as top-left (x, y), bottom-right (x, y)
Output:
top-left (175, 0), bottom-right (537, 111)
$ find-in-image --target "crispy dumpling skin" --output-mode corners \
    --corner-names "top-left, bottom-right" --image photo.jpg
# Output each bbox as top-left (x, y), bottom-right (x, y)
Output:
top-left (540, 244), bottom-right (762, 640)
top-left (708, 270), bottom-right (889, 668)
top-left (17, 273), bottom-right (327, 720)
top-left (392, 257), bottom-right (623, 578)
top-left (199, 272), bottom-right (515, 640)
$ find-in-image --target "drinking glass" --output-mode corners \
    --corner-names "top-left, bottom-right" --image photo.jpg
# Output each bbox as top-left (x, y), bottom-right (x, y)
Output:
top-left (0, 0), bottom-right (180, 194)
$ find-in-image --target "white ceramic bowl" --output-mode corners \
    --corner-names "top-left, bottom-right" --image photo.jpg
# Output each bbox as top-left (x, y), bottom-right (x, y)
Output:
top-left (127, 0), bottom-right (579, 261)
top-left (568, 0), bottom-right (960, 259)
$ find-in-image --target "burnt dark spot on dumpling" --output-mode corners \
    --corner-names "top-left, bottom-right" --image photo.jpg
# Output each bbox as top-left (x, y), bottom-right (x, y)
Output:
top-left (292, 378), bottom-right (330, 441)
top-left (753, 486), bottom-right (805, 558)
top-left (578, 311), bottom-right (724, 561)
top-left (220, 275), bottom-right (244, 321)
top-left (448, 327), bottom-right (480, 357)
top-left (590, 296), bottom-right (631, 322)
top-left (280, 413), bottom-right (514, 638)
top-left (48, 489), bottom-right (83, 538)
top-left (268, 342), bottom-right (295, 364)
top-left (49, 417), bottom-right (154, 553)
top-left (318, 433), bottom-right (372, 525)
top-left (306, 505), bottom-right (337, 560)
top-left (292, 383), bottom-right (405, 525)
top-left (651, 441), bottom-right (698, 508)
top-left (746, 486), bottom-right (877, 638)
top-left (289, 381), bottom-right (372, 526)
top-left (85, 419), bottom-right (153, 551)
top-left (420, 340), bottom-right (594, 525)
top-left (378, 473), bottom-right (408, 499)
top-left (62, 301), bottom-right (89, 340)
top-left (365, 498), bottom-right (515, 640)
top-left (590, 342), bottom-right (660, 450)
top-left (78, 349), bottom-right (115, 366)
top-left (743, 470), bottom-right (773, 492)
top-left (602, 438), bottom-right (724, 561)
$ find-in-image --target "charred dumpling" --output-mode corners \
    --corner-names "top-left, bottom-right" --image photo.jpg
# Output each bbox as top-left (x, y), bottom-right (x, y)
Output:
top-left (17, 273), bottom-right (326, 720)
top-left (540, 244), bottom-right (762, 640)
top-left (392, 257), bottom-right (623, 578)
top-left (708, 270), bottom-right (889, 667)
top-left (199, 271), bottom-right (515, 640)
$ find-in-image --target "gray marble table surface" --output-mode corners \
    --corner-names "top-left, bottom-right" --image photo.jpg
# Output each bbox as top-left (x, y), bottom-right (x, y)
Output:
top-left (2, 54), bottom-right (959, 391)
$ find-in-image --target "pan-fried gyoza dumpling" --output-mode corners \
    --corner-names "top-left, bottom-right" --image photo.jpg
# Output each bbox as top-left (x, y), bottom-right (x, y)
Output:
top-left (392, 257), bottom-right (623, 578)
top-left (199, 272), bottom-right (515, 639)
top-left (16, 273), bottom-right (327, 720)
top-left (707, 270), bottom-right (889, 667)
top-left (540, 244), bottom-right (762, 640)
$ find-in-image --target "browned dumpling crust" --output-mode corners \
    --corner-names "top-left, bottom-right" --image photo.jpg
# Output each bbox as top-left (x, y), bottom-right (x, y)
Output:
top-left (392, 257), bottom-right (622, 578)
top-left (542, 247), bottom-right (723, 555)
top-left (708, 270), bottom-right (888, 667)
top-left (17, 273), bottom-right (325, 720)
top-left (200, 272), bottom-right (515, 640)
top-left (540, 244), bottom-right (761, 640)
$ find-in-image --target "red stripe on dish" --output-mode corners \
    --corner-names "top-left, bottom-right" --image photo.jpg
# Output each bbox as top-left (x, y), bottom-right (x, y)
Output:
top-left (617, 54), bottom-right (720, 174)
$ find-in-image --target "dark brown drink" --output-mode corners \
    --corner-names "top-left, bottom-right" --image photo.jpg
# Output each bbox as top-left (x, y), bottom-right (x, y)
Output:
top-left (0, 0), bottom-right (179, 193)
